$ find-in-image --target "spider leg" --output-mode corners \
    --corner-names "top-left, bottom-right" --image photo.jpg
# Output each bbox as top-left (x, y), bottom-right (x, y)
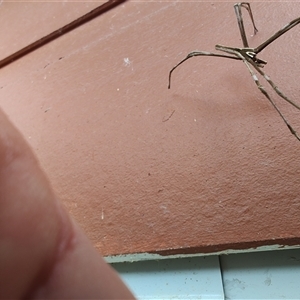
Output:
top-left (216, 45), bottom-right (300, 140)
top-left (168, 51), bottom-right (240, 89)
top-left (249, 61), bottom-right (300, 111)
top-left (242, 57), bottom-right (300, 141)
top-left (255, 17), bottom-right (300, 54)
top-left (234, 2), bottom-right (258, 48)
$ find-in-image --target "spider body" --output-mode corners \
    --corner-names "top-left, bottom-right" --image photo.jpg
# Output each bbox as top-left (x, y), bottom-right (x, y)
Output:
top-left (168, 3), bottom-right (300, 141)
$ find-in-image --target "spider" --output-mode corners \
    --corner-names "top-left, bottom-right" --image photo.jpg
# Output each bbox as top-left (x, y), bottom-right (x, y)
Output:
top-left (168, 2), bottom-right (300, 141)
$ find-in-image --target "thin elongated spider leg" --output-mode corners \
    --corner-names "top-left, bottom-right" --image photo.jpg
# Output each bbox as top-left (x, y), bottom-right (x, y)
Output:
top-left (255, 17), bottom-right (300, 54)
top-left (168, 2), bottom-right (260, 89)
top-left (241, 57), bottom-right (300, 141)
top-left (234, 2), bottom-right (258, 48)
top-left (215, 45), bottom-right (300, 111)
top-left (234, 8), bottom-right (300, 111)
top-left (248, 58), bottom-right (300, 110)
top-left (215, 44), bottom-right (300, 139)
top-left (168, 51), bottom-right (240, 89)
top-left (168, 3), bottom-right (300, 140)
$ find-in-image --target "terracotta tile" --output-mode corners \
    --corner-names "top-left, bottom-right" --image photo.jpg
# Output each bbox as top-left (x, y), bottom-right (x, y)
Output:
top-left (1, 2), bottom-right (300, 258)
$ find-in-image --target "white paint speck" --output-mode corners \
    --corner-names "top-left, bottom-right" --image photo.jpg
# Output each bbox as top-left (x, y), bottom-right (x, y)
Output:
top-left (123, 57), bottom-right (131, 66)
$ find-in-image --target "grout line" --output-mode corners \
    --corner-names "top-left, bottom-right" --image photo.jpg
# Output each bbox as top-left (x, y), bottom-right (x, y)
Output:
top-left (0, 0), bottom-right (128, 70)
top-left (218, 255), bottom-right (226, 300)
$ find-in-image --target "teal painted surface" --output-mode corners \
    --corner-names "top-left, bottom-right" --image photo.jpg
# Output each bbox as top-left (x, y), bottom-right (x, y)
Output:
top-left (112, 249), bottom-right (300, 299)
top-left (113, 256), bottom-right (224, 300)
top-left (221, 249), bottom-right (300, 299)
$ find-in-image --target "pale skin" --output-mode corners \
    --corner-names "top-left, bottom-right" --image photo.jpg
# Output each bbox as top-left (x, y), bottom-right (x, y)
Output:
top-left (0, 108), bottom-right (135, 299)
